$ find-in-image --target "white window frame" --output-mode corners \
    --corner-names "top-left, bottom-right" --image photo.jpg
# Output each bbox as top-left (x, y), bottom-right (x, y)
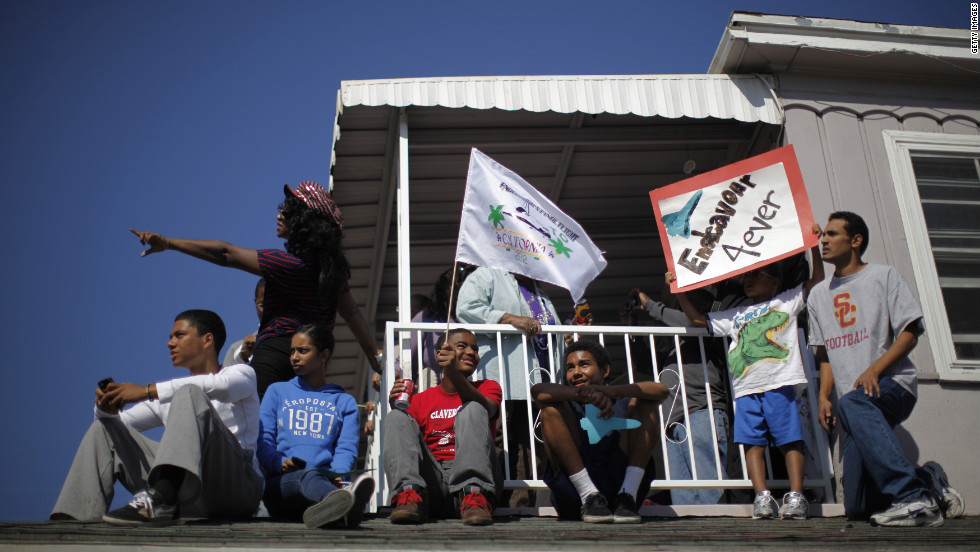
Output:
top-left (882, 130), bottom-right (980, 382)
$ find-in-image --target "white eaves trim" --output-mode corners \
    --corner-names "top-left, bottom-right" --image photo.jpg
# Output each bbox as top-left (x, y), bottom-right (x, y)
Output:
top-left (339, 75), bottom-right (783, 125)
top-left (710, 12), bottom-right (973, 74)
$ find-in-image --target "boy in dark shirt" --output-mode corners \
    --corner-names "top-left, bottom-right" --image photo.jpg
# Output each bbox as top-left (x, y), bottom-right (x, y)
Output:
top-left (532, 340), bottom-right (667, 523)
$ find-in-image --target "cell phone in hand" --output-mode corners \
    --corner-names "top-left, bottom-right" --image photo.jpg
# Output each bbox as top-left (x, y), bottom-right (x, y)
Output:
top-left (291, 457), bottom-right (307, 468)
top-left (98, 378), bottom-right (114, 391)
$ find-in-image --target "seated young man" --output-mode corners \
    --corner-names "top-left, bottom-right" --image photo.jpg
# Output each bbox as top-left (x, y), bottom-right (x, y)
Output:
top-left (50, 310), bottom-right (263, 525)
top-left (531, 340), bottom-right (668, 523)
top-left (382, 328), bottom-right (503, 526)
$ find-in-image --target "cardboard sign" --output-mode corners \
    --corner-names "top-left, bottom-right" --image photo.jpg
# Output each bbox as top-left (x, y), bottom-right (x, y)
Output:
top-left (650, 145), bottom-right (817, 293)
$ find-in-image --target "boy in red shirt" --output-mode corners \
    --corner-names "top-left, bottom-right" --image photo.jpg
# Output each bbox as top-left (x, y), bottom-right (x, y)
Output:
top-left (383, 328), bottom-right (503, 525)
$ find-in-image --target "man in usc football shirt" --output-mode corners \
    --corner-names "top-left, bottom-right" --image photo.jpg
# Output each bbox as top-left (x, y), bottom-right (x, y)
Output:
top-left (382, 328), bottom-right (503, 525)
top-left (809, 211), bottom-right (964, 527)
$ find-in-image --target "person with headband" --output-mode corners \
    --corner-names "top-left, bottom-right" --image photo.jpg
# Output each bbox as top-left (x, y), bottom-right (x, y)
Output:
top-left (131, 181), bottom-right (381, 398)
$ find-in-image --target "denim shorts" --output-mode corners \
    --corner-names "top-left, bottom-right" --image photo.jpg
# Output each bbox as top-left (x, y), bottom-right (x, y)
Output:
top-left (733, 385), bottom-right (803, 446)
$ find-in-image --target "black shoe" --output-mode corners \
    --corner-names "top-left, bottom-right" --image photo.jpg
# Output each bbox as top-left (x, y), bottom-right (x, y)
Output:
top-left (612, 492), bottom-right (641, 524)
top-left (103, 489), bottom-right (177, 526)
top-left (581, 493), bottom-right (614, 524)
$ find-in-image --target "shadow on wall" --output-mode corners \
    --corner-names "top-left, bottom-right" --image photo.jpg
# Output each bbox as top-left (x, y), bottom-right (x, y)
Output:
top-left (895, 424), bottom-right (921, 465)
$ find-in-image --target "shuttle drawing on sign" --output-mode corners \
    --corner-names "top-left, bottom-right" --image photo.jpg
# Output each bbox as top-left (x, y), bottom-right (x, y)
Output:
top-left (661, 190), bottom-right (703, 238)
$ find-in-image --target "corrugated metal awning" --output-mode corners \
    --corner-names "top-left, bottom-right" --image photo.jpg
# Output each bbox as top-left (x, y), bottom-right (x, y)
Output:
top-left (340, 75), bottom-right (782, 124)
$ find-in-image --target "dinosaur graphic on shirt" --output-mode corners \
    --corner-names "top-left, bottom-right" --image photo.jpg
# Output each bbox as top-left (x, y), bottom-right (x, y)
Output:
top-left (728, 309), bottom-right (791, 379)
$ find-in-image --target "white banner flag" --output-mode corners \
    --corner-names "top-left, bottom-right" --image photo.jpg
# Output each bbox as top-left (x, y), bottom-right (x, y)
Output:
top-left (455, 148), bottom-right (607, 302)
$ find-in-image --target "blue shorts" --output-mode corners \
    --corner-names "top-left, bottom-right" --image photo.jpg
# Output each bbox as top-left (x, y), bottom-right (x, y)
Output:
top-left (734, 385), bottom-right (803, 447)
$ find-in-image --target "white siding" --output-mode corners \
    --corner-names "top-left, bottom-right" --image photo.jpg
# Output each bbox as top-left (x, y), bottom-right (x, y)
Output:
top-left (781, 76), bottom-right (980, 515)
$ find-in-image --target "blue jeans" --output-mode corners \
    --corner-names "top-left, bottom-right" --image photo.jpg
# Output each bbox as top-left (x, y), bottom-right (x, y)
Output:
top-left (264, 468), bottom-right (339, 520)
top-left (837, 376), bottom-right (929, 520)
top-left (666, 408), bottom-right (729, 505)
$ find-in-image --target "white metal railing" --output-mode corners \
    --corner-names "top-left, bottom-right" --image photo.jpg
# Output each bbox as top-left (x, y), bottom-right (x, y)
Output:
top-left (364, 321), bottom-right (837, 517)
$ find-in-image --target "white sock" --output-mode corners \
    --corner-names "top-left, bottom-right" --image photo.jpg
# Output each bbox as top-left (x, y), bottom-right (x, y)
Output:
top-left (618, 466), bottom-right (645, 500)
top-left (569, 469), bottom-right (600, 504)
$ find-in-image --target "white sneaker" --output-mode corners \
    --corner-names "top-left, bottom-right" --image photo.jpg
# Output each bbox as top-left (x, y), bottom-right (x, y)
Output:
top-left (752, 490), bottom-right (778, 519)
top-left (871, 495), bottom-right (944, 527)
top-left (778, 491), bottom-right (809, 520)
top-left (343, 473), bottom-right (376, 528)
top-left (921, 461), bottom-right (965, 519)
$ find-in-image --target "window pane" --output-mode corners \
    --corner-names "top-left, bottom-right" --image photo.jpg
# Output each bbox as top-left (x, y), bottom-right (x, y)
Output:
top-left (911, 155), bottom-right (980, 361)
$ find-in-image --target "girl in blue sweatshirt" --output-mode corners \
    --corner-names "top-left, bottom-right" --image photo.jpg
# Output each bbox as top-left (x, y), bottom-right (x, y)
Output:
top-left (257, 324), bottom-right (373, 528)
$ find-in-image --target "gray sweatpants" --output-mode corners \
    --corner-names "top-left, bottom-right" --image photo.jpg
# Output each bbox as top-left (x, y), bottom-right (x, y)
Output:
top-left (51, 386), bottom-right (263, 521)
top-left (382, 402), bottom-right (501, 517)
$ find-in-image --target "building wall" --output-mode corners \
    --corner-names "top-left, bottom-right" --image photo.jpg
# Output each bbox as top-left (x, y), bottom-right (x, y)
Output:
top-left (901, 382), bottom-right (980, 515)
top-left (779, 74), bottom-right (980, 514)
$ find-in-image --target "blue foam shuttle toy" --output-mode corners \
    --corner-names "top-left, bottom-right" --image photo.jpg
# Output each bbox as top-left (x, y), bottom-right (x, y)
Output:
top-left (579, 404), bottom-right (641, 444)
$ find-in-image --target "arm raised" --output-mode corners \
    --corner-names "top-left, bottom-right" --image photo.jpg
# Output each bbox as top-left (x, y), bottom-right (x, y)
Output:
top-left (130, 229), bottom-right (261, 276)
top-left (805, 223), bottom-right (826, 299)
top-left (665, 272), bottom-right (707, 327)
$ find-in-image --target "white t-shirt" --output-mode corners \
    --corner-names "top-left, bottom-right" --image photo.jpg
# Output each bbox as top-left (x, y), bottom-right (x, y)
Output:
top-left (707, 285), bottom-right (807, 399)
top-left (94, 364), bottom-right (261, 473)
top-left (807, 264), bottom-right (923, 398)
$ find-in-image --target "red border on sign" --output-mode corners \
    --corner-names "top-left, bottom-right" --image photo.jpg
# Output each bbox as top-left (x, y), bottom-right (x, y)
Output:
top-left (649, 145), bottom-right (817, 293)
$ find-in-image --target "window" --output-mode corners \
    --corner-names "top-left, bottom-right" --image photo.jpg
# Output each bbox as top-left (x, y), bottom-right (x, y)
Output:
top-left (883, 130), bottom-right (980, 381)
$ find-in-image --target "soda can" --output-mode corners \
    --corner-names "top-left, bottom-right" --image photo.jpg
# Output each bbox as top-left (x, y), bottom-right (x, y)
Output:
top-left (393, 379), bottom-right (415, 411)
top-left (574, 298), bottom-right (591, 324)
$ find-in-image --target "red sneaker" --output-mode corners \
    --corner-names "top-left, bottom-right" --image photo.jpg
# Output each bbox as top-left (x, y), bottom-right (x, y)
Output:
top-left (390, 487), bottom-right (424, 524)
top-left (460, 489), bottom-right (493, 526)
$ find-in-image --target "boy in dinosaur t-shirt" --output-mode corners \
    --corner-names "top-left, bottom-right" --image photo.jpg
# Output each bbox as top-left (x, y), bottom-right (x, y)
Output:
top-left (666, 224), bottom-right (823, 520)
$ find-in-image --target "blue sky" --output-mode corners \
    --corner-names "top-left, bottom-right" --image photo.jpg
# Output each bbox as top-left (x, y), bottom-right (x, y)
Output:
top-left (0, 0), bottom-right (963, 522)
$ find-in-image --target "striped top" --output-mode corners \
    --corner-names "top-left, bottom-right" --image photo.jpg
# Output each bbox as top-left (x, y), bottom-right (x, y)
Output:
top-left (256, 249), bottom-right (344, 343)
